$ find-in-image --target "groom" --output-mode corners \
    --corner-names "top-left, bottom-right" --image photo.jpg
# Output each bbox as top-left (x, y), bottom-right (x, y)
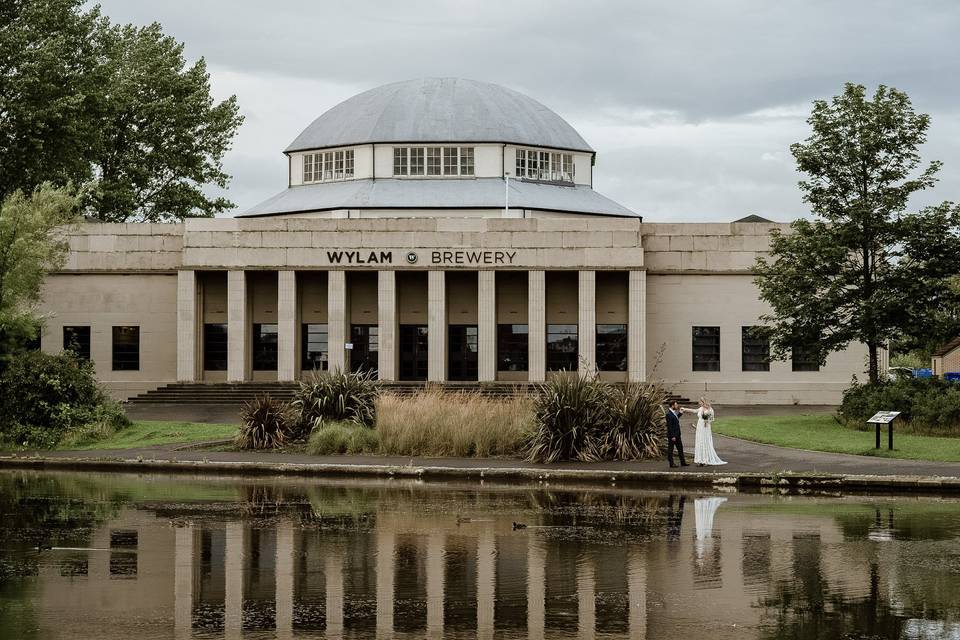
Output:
top-left (666, 400), bottom-right (689, 468)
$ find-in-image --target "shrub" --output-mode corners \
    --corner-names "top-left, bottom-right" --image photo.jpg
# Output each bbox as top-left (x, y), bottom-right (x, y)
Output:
top-left (840, 378), bottom-right (960, 436)
top-left (307, 421), bottom-right (380, 455)
top-left (376, 389), bottom-right (532, 457)
top-left (0, 350), bottom-right (129, 448)
top-left (526, 374), bottom-right (615, 463)
top-left (603, 381), bottom-right (668, 460)
top-left (290, 369), bottom-right (379, 436)
top-left (235, 395), bottom-right (293, 450)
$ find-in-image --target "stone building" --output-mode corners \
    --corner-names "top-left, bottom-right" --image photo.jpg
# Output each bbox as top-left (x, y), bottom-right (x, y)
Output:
top-left (37, 77), bottom-right (864, 403)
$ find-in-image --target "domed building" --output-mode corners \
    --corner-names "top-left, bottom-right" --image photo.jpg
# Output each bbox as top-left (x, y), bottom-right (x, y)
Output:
top-left (36, 78), bottom-right (866, 403)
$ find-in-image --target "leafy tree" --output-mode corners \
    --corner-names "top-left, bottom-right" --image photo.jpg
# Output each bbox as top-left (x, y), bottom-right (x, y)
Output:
top-left (0, 184), bottom-right (79, 362)
top-left (0, 0), bottom-right (243, 222)
top-left (755, 83), bottom-right (960, 384)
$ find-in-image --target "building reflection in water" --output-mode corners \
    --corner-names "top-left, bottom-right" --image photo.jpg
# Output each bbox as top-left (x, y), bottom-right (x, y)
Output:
top-left (19, 479), bottom-right (960, 639)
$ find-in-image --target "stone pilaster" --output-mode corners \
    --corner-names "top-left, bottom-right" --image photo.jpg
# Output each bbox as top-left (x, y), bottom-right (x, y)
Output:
top-left (176, 270), bottom-right (198, 382)
top-left (328, 270), bottom-right (348, 373)
top-left (578, 270), bottom-right (596, 376)
top-left (378, 270), bottom-right (397, 381)
top-left (628, 270), bottom-right (646, 382)
top-left (426, 533), bottom-right (445, 639)
top-left (326, 552), bottom-right (344, 637)
top-left (224, 521), bottom-right (246, 635)
top-left (376, 527), bottom-right (395, 636)
top-left (478, 271), bottom-right (497, 381)
top-left (577, 556), bottom-right (596, 638)
top-left (477, 528), bottom-right (496, 640)
top-left (428, 270), bottom-right (447, 382)
top-left (527, 536), bottom-right (546, 640)
top-left (174, 526), bottom-right (196, 640)
top-left (277, 270), bottom-right (298, 382)
top-left (528, 270), bottom-right (546, 382)
top-left (227, 270), bottom-right (249, 382)
top-left (275, 520), bottom-right (294, 638)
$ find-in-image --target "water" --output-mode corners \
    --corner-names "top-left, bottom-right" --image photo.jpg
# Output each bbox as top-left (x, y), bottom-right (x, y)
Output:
top-left (0, 471), bottom-right (958, 639)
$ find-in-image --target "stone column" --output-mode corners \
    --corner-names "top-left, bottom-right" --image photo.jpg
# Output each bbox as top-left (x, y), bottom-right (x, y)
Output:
top-left (177, 270), bottom-right (199, 382)
top-left (628, 270), bottom-right (646, 382)
top-left (628, 549), bottom-right (647, 639)
top-left (325, 552), bottom-right (344, 638)
top-left (378, 270), bottom-right (397, 381)
top-left (477, 529), bottom-right (496, 640)
top-left (578, 271), bottom-right (597, 377)
top-left (224, 521), bottom-right (247, 636)
top-left (174, 526), bottom-right (196, 640)
top-left (528, 270), bottom-right (546, 382)
top-left (376, 526), bottom-right (395, 637)
top-left (577, 555), bottom-right (595, 640)
top-left (275, 520), bottom-right (295, 639)
top-left (278, 270), bottom-right (298, 382)
top-left (428, 270), bottom-right (447, 382)
top-left (527, 536), bottom-right (546, 640)
top-left (328, 270), bottom-right (348, 373)
top-left (426, 532), bottom-right (445, 639)
top-left (478, 271), bottom-right (497, 382)
top-left (227, 270), bottom-right (249, 382)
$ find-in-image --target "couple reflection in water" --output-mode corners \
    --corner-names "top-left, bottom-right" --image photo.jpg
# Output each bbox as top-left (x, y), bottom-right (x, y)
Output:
top-left (666, 493), bottom-right (728, 576)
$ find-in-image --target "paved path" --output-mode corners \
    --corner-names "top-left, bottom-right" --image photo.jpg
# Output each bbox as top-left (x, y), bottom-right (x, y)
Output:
top-left (20, 426), bottom-right (960, 478)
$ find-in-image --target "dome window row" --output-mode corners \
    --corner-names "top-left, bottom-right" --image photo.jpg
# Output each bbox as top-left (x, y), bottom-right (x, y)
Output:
top-left (303, 149), bottom-right (355, 183)
top-left (516, 148), bottom-right (574, 183)
top-left (393, 146), bottom-right (474, 177)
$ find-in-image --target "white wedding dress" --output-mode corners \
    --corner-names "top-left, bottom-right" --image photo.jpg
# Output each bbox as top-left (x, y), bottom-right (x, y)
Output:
top-left (692, 408), bottom-right (727, 465)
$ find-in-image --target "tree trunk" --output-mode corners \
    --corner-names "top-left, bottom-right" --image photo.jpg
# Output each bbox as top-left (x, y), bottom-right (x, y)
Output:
top-left (868, 342), bottom-right (879, 385)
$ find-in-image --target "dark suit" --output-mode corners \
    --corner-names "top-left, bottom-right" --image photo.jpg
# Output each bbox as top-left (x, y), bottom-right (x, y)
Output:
top-left (665, 408), bottom-right (687, 466)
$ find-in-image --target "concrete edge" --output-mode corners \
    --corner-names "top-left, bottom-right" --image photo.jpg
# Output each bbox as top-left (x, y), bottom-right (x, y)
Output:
top-left (1, 455), bottom-right (959, 495)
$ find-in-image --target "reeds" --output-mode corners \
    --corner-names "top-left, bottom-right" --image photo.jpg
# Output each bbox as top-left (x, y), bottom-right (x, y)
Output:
top-left (235, 394), bottom-right (294, 450)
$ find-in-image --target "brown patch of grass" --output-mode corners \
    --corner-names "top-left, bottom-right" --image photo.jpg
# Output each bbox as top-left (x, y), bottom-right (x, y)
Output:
top-left (375, 389), bottom-right (533, 457)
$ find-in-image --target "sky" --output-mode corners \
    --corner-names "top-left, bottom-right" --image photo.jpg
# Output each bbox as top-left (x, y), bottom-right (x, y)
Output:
top-left (92, 0), bottom-right (960, 222)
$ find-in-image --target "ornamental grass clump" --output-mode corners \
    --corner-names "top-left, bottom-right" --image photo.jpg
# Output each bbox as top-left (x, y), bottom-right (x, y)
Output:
top-left (290, 369), bottom-right (379, 436)
top-left (235, 395), bottom-right (293, 450)
top-left (526, 374), bottom-right (615, 463)
top-left (604, 381), bottom-right (668, 460)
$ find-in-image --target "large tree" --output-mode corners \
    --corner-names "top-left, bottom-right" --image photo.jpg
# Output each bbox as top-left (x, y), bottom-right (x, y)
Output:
top-left (755, 83), bottom-right (960, 384)
top-left (0, 0), bottom-right (243, 222)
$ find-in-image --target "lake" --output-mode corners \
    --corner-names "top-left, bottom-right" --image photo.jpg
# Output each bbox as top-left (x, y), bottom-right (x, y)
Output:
top-left (0, 470), bottom-right (958, 639)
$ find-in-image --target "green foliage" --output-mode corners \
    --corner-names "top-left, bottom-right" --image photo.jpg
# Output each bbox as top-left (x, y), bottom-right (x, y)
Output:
top-left (840, 378), bottom-right (960, 436)
top-left (0, 0), bottom-right (243, 221)
top-left (0, 350), bottom-right (129, 448)
top-left (527, 375), bottom-right (615, 463)
top-left (0, 185), bottom-right (79, 366)
top-left (307, 421), bottom-right (381, 456)
top-left (235, 395), bottom-right (293, 450)
top-left (603, 381), bottom-right (668, 460)
top-left (290, 369), bottom-right (379, 436)
top-left (754, 83), bottom-right (960, 383)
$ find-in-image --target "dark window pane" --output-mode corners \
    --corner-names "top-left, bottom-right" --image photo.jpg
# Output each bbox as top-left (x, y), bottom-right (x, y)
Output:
top-left (792, 344), bottom-right (820, 372)
top-left (547, 324), bottom-right (578, 372)
top-left (253, 323), bottom-right (278, 371)
top-left (63, 326), bottom-right (91, 361)
top-left (350, 324), bottom-right (379, 377)
top-left (111, 326), bottom-right (140, 371)
top-left (497, 324), bottom-right (528, 371)
top-left (596, 324), bottom-right (627, 372)
top-left (302, 323), bottom-right (328, 371)
top-left (448, 325), bottom-right (478, 381)
top-left (399, 325), bottom-right (428, 381)
top-left (692, 326), bottom-right (720, 372)
top-left (203, 324), bottom-right (228, 371)
top-left (742, 326), bottom-right (770, 372)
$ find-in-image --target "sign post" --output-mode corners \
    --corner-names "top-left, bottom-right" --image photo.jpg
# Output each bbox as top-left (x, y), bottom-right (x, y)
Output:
top-left (867, 411), bottom-right (901, 451)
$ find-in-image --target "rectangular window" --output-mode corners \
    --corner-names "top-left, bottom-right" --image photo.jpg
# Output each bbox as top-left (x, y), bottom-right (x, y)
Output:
top-left (547, 324), bottom-right (578, 371)
top-left (63, 326), bottom-right (91, 361)
top-left (111, 326), bottom-right (139, 371)
top-left (323, 151), bottom-right (334, 180)
top-left (409, 147), bottom-right (425, 175)
top-left (460, 147), bottom-right (474, 175)
top-left (539, 151), bottom-right (551, 180)
top-left (427, 147), bottom-right (442, 175)
top-left (303, 153), bottom-right (316, 183)
top-left (443, 147), bottom-right (458, 175)
top-left (333, 150), bottom-right (345, 179)
top-left (526, 150), bottom-right (539, 179)
top-left (203, 323), bottom-right (228, 371)
top-left (344, 149), bottom-right (354, 178)
top-left (393, 147), bottom-right (407, 176)
top-left (742, 326), bottom-right (770, 372)
top-left (562, 153), bottom-right (574, 181)
top-left (596, 324), bottom-right (628, 371)
top-left (516, 149), bottom-right (526, 178)
top-left (301, 323), bottom-right (328, 371)
top-left (692, 326), bottom-right (721, 372)
top-left (792, 344), bottom-right (820, 372)
top-left (497, 324), bottom-right (528, 371)
top-left (252, 323), bottom-right (278, 371)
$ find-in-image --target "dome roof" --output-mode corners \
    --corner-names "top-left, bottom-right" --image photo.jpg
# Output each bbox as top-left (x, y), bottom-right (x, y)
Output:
top-left (285, 78), bottom-right (593, 153)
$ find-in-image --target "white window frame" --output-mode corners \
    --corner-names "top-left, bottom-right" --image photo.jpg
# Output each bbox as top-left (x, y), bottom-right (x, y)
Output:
top-left (393, 146), bottom-right (474, 177)
top-left (302, 148), bottom-right (355, 184)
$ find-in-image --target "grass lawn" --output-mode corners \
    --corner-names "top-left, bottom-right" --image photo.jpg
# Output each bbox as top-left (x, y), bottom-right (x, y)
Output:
top-left (61, 420), bottom-right (238, 451)
top-left (712, 414), bottom-right (960, 463)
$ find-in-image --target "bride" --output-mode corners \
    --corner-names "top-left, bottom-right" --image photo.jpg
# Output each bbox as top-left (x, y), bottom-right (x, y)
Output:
top-left (684, 397), bottom-right (726, 466)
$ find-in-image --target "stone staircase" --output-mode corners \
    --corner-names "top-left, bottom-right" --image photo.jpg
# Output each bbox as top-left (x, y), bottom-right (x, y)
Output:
top-left (126, 381), bottom-right (690, 405)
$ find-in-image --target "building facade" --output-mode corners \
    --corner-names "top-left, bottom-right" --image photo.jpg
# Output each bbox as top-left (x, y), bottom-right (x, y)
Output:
top-left (37, 78), bottom-right (864, 403)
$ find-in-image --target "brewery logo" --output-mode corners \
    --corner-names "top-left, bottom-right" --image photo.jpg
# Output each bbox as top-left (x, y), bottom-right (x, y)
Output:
top-left (405, 251), bottom-right (419, 264)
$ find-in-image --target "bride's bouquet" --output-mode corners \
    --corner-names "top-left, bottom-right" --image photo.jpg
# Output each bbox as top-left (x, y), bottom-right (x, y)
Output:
top-left (701, 408), bottom-right (714, 422)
